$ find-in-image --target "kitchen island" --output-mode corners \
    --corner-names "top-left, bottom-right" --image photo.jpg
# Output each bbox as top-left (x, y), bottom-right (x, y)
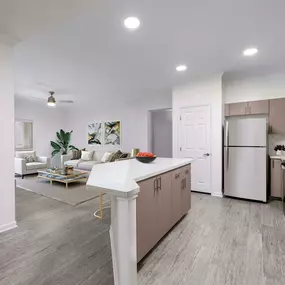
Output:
top-left (87, 157), bottom-right (193, 285)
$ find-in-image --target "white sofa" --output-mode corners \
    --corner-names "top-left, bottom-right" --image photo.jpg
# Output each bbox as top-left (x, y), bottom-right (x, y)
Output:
top-left (15, 150), bottom-right (51, 178)
top-left (61, 150), bottom-right (130, 171)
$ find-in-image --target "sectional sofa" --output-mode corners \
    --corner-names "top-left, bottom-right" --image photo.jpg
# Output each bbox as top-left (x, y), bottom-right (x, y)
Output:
top-left (61, 149), bottom-right (131, 171)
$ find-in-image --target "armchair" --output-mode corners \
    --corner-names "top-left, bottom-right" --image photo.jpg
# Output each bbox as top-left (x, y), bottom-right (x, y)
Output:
top-left (15, 151), bottom-right (51, 178)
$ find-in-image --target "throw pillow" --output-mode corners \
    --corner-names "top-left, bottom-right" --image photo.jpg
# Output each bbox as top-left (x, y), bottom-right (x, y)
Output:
top-left (119, 152), bottom-right (129, 159)
top-left (24, 156), bottom-right (36, 163)
top-left (110, 150), bottom-right (122, 162)
top-left (101, 151), bottom-right (115, 163)
top-left (81, 150), bottom-right (94, 161)
top-left (72, 149), bottom-right (82, 160)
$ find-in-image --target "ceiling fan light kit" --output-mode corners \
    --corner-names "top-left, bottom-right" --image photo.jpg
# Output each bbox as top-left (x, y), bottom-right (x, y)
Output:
top-left (47, 91), bottom-right (56, 107)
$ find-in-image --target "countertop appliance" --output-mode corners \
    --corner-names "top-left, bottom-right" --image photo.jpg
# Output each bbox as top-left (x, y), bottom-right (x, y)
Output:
top-left (224, 117), bottom-right (267, 202)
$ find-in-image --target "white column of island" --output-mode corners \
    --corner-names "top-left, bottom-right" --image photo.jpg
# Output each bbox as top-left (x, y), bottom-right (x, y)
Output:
top-left (87, 157), bottom-right (193, 285)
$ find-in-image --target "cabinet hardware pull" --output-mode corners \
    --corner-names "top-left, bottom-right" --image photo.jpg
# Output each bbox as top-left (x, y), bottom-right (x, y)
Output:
top-left (158, 177), bottom-right (162, 190)
top-left (154, 178), bottom-right (157, 194)
top-left (184, 178), bottom-right (186, 189)
top-left (180, 178), bottom-right (183, 189)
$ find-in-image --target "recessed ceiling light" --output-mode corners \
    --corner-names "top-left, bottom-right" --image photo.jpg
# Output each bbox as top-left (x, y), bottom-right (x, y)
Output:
top-left (243, 47), bottom-right (258, 56)
top-left (176, 65), bottom-right (188, 72)
top-left (124, 17), bottom-right (140, 30)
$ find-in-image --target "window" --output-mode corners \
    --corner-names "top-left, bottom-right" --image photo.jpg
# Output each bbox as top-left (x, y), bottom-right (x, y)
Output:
top-left (15, 120), bottom-right (33, 150)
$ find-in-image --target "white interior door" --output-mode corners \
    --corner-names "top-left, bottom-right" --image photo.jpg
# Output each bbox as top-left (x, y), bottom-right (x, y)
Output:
top-left (179, 106), bottom-right (211, 193)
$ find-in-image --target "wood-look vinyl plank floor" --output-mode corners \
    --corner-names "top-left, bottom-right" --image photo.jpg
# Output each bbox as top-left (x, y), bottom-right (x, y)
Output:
top-left (1, 189), bottom-right (285, 284)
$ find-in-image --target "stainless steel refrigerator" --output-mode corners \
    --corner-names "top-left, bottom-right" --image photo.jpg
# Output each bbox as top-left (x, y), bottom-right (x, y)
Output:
top-left (224, 117), bottom-right (267, 202)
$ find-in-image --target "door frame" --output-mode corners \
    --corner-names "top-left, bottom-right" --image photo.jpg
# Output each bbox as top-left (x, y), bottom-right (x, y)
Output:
top-left (178, 105), bottom-right (212, 193)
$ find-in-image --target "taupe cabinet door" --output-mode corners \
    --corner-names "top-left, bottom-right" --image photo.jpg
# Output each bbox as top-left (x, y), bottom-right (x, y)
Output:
top-left (171, 169), bottom-right (183, 225)
top-left (181, 165), bottom-right (191, 215)
top-left (157, 172), bottom-right (172, 237)
top-left (270, 159), bottom-right (282, 198)
top-left (137, 177), bottom-right (158, 262)
top-left (228, 102), bottom-right (248, 116)
top-left (248, 100), bottom-right (269, 115)
top-left (269, 98), bottom-right (285, 134)
top-left (137, 166), bottom-right (192, 262)
top-left (225, 100), bottom-right (269, 117)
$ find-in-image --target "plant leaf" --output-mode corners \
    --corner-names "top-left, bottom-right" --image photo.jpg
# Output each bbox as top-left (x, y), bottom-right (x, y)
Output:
top-left (60, 129), bottom-right (65, 142)
top-left (56, 132), bottom-right (62, 142)
top-left (51, 149), bottom-right (60, 157)
top-left (69, 145), bottom-right (79, 150)
top-left (65, 132), bottom-right (71, 145)
top-left (50, 141), bottom-right (61, 150)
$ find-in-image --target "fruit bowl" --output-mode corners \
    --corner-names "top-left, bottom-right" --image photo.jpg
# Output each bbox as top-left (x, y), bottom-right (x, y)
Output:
top-left (135, 152), bottom-right (157, 163)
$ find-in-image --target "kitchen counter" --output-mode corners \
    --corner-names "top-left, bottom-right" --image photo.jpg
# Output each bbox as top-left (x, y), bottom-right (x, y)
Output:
top-left (86, 157), bottom-right (193, 285)
top-left (87, 157), bottom-right (193, 198)
top-left (270, 155), bottom-right (285, 160)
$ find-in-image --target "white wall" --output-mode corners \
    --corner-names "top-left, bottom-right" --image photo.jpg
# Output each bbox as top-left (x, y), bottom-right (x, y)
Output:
top-left (172, 74), bottom-right (223, 196)
top-left (223, 71), bottom-right (285, 104)
top-left (0, 44), bottom-right (16, 233)
top-left (150, 109), bottom-right (172, 158)
top-left (15, 98), bottom-right (67, 166)
top-left (65, 93), bottom-right (172, 153)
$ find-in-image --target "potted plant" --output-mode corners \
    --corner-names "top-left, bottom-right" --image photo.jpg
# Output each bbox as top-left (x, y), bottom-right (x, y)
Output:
top-left (50, 129), bottom-right (78, 157)
top-left (274, 145), bottom-right (285, 156)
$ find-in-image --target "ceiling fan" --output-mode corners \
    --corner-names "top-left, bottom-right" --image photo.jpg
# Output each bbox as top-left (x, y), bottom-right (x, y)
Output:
top-left (16, 82), bottom-right (75, 106)
top-left (30, 91), bottom-right (75, 106)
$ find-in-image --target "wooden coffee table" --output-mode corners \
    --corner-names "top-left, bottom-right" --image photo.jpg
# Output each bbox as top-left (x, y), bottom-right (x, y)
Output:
top-left (37, 169), bottom-right (88, 189)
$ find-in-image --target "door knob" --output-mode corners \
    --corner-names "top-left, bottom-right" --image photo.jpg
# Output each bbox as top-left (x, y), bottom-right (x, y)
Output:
top-left (204, 153), bottom-right (210, 157)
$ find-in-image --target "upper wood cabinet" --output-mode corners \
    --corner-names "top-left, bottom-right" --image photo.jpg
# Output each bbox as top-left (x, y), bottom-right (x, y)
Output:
top-left (227, 102), bottom-right (248, 116)
top-left (248, 100), bottom-right (269, 115)
top-left (225, 100), bottom-right (269, 117)
top-left (269, 98), bottom-right (285, 134)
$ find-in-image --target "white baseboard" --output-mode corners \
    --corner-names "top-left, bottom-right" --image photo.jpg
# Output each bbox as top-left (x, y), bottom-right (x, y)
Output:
top-left (0, 221), bottom-right (17, 233)
top-left (211, 192), bottom-right (223, 198)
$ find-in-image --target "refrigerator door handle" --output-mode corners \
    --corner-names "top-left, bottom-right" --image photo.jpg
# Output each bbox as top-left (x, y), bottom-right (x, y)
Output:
top-left (225, 121), bottom-right (230, 169)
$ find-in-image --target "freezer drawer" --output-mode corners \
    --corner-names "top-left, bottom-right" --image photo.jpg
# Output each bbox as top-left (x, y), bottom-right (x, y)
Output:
top-left (225, 117), bottom-right (267, 147)
top-left (224, 147), bottom-right (267, 202)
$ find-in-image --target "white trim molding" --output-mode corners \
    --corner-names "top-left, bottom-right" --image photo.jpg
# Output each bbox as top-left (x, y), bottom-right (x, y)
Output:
top-left (0, 221), bottom-right (17, 233)
top-left (211, 192), bottom-right (223, 198)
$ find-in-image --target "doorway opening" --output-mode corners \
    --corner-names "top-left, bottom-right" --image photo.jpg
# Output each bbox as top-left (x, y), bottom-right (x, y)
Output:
top-left (148, 109), bottom-right (173, 158)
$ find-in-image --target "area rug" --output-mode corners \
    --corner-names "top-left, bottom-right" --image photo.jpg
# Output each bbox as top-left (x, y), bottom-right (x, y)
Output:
top-left (16, 176), bottom-right (100, 206)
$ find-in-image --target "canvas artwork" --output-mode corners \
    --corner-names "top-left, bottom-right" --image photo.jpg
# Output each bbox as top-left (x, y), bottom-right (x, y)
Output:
top-left (88, 122), bottom-right (102, 145)
top-left (104, 121), bottom-right (121, 147)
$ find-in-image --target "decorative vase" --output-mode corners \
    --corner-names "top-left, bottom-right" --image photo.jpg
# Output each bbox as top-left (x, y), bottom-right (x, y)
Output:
top-left (276, 150), bottom-right (283, 156)
top-left (131, 148), bottom-right (140, 157)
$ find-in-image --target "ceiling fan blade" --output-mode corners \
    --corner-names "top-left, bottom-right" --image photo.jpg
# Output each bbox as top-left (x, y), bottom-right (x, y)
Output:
top-left (59, 100), bottom-right (74, 104)
top-left (30, 96), bottom-right (45, 101)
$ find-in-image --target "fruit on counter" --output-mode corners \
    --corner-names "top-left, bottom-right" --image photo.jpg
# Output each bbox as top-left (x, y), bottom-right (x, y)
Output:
top-left (136, 152), bottom-right (155, 157)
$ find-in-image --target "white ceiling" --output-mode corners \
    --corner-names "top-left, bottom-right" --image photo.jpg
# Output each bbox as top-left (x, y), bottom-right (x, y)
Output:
top-left (11, 0), bottom-right (285, 102)
top-left (0, 0), bottom-right (97, 44)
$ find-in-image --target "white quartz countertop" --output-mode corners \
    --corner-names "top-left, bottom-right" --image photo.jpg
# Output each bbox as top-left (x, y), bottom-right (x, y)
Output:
top-left (87, 157), bottom-right (193, 198)
top-left (270, 155), bottom-right (285, 160)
